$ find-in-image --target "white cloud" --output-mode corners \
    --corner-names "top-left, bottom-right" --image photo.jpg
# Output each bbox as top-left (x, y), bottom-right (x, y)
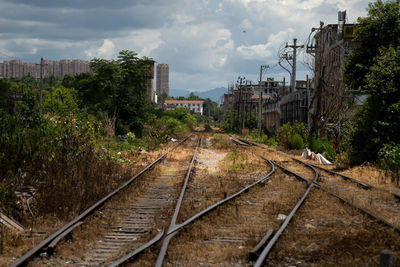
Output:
top-left (85, 39), bottom-right (115, 59)
top-left (236, 28), bottom-right (294, 60)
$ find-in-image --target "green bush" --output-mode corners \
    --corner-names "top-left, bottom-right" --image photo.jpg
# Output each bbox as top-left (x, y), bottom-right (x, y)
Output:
top-left (267, 137), bottom-right (278, 148)
top-left (248, 128), bottom-right (269, 144)
top-left (310, 138), bottom-right (335, 161)
top-left (290, 133), bottom-right (304, 149)
top-left (293, 122), bottom-right (308, 147)
top-left (126, 132), bottom-right (135, 144)
top-left (379, 143), bottom-right (400, 180)
top-left (277, 123), bottom-right (293, 149)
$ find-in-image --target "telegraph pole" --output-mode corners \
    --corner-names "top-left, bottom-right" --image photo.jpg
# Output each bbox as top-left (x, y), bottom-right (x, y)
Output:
top-left (286, 38), bottom-right (304, 93)
top-left (258, 65), bottom-right (268, 136)
top-left (237, 76), bottom-right (245, 133)
top-left (39, 57), bottom-right (44, 106)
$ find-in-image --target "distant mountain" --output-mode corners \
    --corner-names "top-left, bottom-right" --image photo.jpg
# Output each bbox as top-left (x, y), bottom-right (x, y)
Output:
top-left (169, 89), bottom-right (191, 98)
top-left (170, 87), bottom-right (227, 102)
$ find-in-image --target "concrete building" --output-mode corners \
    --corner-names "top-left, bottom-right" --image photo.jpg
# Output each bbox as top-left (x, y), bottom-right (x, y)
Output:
top-left (0, 59), bottom-right (90, 79)
top-left (156, 64), bottom-right (169, 96)
top-left (280, 80), bottom-right (311, 126)
top-left (308, 11), bottom-right (359, 133)
top-left (164, 100), bottom-right (203, 115)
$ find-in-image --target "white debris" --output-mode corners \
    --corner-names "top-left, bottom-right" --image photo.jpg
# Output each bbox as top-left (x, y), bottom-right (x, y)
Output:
top-left (276, 214), bottom-right (287, 220)
top-left (171, 138), bottom-right (178, 142)
top-left (301, 148), bottom-right (332, 165)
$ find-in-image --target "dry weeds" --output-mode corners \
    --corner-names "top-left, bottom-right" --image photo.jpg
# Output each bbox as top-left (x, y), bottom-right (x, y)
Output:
top-left (3, 137), bottom-right (194, 266)
top-left (267, 187), bottom-right (400, 266)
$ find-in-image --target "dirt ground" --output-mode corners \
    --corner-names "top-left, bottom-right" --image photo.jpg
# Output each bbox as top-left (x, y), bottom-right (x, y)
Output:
top-left (2, 133), bottom-right (400, 266)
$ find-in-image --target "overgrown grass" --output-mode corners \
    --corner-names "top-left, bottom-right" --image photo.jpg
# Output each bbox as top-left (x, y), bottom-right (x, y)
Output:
top-left (211, 134), bottom-right (232, 150)
top-left (227, 148), bottom-right (251, 171)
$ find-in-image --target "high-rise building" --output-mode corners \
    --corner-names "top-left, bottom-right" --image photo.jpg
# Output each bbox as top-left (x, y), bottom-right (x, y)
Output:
top-left (156, 64), bottom-right (169, 96)
top-left (0, 59), bottom-right (90, 78)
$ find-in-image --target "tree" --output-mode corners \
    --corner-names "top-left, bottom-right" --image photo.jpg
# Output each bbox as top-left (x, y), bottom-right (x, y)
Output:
top-left (345, 0), bottom-right (400, 90)
top-left (64, 50), bottom-right (153, 136)
top-left (345, 0), bottom-right (400, 165)
top-left (349, 45), bottom-right (400, 164)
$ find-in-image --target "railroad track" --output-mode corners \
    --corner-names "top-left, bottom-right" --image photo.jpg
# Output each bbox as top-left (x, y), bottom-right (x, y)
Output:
top-left (235, 137), bottom-right (400, 266)
top-left (11, 134), bottom-right (197, 266)
top-left (12, 134), bottom-right (400, 266)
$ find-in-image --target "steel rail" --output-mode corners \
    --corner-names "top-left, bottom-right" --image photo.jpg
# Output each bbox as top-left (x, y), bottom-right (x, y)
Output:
top-left (107, 229), bottom-right (165, 267)
top-left (167, 159), bottom-right (275, 236)
top-left (254, 158), bottom-right (318, 267)
top-left (11, 134), bottom-right (192, 267)
top-left (112, 147), bottom-right (275, 266)
top-left (306, 161), bottom-right (400, 200)
top-left (237, 137), bottom-right (400, 200)
top-left (155, 134), bottom-right (202, 267)
top-left (274, 160), bottom-right (400, 233)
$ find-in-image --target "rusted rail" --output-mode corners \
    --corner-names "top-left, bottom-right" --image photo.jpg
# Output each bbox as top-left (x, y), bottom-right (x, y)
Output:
top-left (11, 134), bottom-right (192, 267)
top-left (237, 137), bottom-right (400, 202)
top-left (254, 157), bottom-right (318, 266)
top-left (307, 161), bottom-right (400, 200)
top-left (112, 152), bottom-right (275, 266)
top-left (155, 135), bottom-right (202, 266)
top-left (275, 160), bottom-right (400, 228)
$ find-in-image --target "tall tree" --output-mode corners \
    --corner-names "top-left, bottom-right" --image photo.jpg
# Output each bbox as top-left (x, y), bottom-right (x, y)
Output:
top-left (345, 0), bottom-right (400, 165)
top-left (345, 0), bottom-right (400, 90)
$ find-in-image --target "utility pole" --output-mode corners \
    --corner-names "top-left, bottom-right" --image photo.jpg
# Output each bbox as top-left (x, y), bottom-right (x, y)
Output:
top-left (237, 76), bottom-right (245, 133)
top-left (39, 57), bottom-right (44, 106)
top-left (306, 75), bottom-right (310, 131)
top-left (258, 65), bottom-right (268, 136)
top-left (229, 83), bottom-right (234, 131)
top-left (286, 38), bottom-right (304, 93)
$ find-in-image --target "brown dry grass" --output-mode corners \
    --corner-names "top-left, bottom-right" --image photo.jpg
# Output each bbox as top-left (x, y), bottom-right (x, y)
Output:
top-left (318, 173), bottom-right (400, 228)
top-left (2, 139), bottom-right (189, 267)
top-left (31, 138), bottom-right (197, 265)
top-left (267, 187), bottom-right (400, 266)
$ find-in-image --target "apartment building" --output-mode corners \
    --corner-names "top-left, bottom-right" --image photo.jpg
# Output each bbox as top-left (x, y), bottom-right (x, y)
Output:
top-left (164, 100), bottom-right (203, 115)
top-left (156, 64), bottom-right (169, 96)
top-left (0, 59), bottom-right (90, 78)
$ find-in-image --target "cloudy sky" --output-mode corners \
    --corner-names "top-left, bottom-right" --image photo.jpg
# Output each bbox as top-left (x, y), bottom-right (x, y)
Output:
top-left (0, 0), bottom-right (370, 92)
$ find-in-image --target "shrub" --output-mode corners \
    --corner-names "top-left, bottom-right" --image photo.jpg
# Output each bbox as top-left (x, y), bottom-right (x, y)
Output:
top-left (379, 143), bottom-right (400, 182)
top-left (310, 138), bottom-right (336, 161)
top-left (277, 123), bottom-right (293, 149)
top-left (267, 137), bottom-right (278, 148)
top-left (291, 133), bottom-right (304, 150)
top-left (126, 132), bottom-right (135, 144)
top-left (248, 128), bottom-right (269, 144)
top-left (293, 122), bottom-right (308, 147)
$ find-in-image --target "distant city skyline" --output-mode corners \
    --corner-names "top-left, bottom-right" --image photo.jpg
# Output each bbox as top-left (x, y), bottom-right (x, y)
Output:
top-left (0, 59), bottom-right (90, 79)
top-left (0, 0), bottom-right (369, 91)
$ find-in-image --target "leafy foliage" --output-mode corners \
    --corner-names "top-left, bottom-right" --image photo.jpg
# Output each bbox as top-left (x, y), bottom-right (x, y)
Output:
top-left (277, 122), bottom-right (308, 149)
top-left (379, 143), bottom-right (400, 180)
top-left (345, 0), bottom-right (400, 90)
top-left (291, 134), bottom-right (304, 150)
top-left (343, 0), bottom-right (400, 169)
top-left (63, 50), bottom-right (153, 136)
top-left (349, 45), bottom-right (400, 165)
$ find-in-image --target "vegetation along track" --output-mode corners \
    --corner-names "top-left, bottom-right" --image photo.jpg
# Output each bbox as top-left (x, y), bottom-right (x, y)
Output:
top-left (11, 133), bottom-right (200, 266)
top-left (238, 137), bottom-right (400, 265)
